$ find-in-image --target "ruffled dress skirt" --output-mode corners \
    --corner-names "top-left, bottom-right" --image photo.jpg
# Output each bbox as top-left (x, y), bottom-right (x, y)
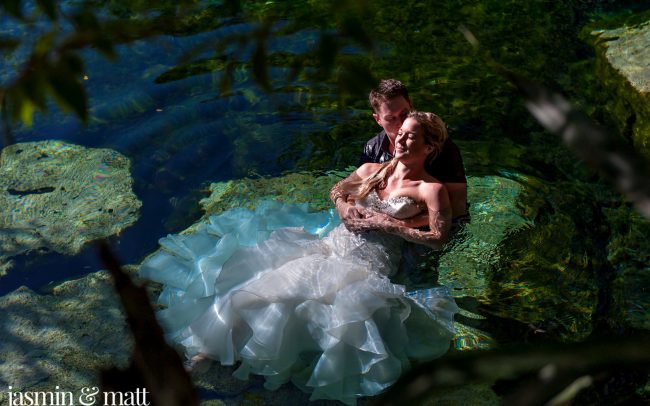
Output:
top-left (140, 201), bottom-right (458, 404)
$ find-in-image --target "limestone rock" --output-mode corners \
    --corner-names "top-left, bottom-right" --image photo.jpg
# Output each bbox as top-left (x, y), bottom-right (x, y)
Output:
top-left (0, 270), bottom-right (348, 405)
top-left (591, 20), bottom-right (650, 156)
top-left (0, 141), bottom-right (141, 274)
top-left (0, 272), bottom-right (132, 401)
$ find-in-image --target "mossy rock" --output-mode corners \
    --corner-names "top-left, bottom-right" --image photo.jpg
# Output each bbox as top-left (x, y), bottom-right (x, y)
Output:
top-left (0, 141), bottom-right (141, 275)
top-left (602, 205), bottom-right (650, 331)
top-left (197, 170), bottom-right (351, 220)
top-left (485, 181), bottom-right (612, 342)
top-left (0, 272), bottom-right (132, 396)
top-left (587, 17), bottom-right (650, 158)
top-left (437, 175), bottom-right (531, 299)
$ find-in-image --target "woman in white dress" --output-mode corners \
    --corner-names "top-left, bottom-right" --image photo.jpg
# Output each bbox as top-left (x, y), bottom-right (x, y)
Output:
top-left (140, 111), bottom-right (458, 405)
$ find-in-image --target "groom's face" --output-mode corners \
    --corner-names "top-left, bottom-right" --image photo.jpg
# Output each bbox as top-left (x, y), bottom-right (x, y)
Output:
top-left (373, 96), bottom-right (412, 139)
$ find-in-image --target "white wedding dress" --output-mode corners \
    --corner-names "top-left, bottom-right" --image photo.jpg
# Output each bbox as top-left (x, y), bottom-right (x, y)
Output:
top-left (140, 191), bottom-right (458, 405)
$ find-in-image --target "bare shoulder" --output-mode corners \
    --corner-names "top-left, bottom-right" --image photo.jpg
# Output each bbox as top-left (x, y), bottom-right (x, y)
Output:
top-left (355, 162), bottom-right (382, 178)
top-left (418, 180), bottom-right (450, 210)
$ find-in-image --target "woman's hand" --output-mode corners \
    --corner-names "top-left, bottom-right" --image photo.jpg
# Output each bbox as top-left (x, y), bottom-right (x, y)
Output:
top-left (336, 200), bottom-right (366, 220)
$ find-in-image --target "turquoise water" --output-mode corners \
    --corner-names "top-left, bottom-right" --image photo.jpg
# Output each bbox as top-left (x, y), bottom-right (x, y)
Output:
top-left (2, 0), bottom-right (650, 403)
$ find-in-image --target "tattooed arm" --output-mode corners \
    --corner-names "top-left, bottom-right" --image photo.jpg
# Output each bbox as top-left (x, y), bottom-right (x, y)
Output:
top-left (330, 173), bottom-right (363, 220)
top-left (330, 163), bottom-right (381, 221)
top-left (346, 183), bottom-right (452, 249)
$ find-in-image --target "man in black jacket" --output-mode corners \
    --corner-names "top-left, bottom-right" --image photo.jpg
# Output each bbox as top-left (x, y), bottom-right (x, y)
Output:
top-left (360, 79), bottom-right (468, 222)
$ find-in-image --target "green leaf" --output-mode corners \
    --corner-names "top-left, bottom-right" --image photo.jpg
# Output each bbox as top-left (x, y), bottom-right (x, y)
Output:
top-left (220, 60), bottom-right (235, 95)
top-left (19, 99), bottom-right (36, 127)
top-left (317, 33), bottom-right (338, 78)
top-left (1, 0), bottom-right (23, 19)
top-left (36, 0), bottom-right (57, 20)
top-left (46, 62), bottom-right (88, 122)
top-left (0, 37), bottom-right (20, 51)
top-left (252, 40), bottom-right (270, 92)
top-left (21, 72), bottom-right (48, 110)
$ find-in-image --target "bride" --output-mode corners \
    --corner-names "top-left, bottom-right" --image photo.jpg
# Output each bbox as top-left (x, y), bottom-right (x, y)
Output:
top-left (140, 111), bottom-right (459, 405)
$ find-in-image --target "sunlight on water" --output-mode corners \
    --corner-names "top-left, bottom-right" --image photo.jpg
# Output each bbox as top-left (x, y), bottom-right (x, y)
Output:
top-left (1, 0), bottom-right (650, 403)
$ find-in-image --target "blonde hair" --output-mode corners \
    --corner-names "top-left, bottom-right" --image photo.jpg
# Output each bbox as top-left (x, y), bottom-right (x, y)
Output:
top-left (344, 111), bottom-right (448, 199)
top-left (409, 111), bottom-right (448, 165)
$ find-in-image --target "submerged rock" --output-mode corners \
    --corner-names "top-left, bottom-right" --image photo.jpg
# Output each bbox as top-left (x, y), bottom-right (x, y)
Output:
top-left (0, 271), bottom-right (132, 400)
top-left (0, 141), bottom-right (141, 275)
top-left (590, 19), bottom-right (650, 157)
top-left (602, 204), bottom-right (650, 331)
top-left (199, 170), bottom-right (345, 216)
top-left (488, 180), bottom-right (610, 342)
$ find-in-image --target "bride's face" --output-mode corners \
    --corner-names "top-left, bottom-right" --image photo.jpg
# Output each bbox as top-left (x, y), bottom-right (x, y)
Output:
top-left (394, 117), bottom-right (434, 162)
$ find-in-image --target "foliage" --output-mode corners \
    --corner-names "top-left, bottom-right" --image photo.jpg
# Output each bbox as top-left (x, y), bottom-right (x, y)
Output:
top-left (0, 0), bottom-right (380, 146)
top-left (3, 0), bottom-right (650, 403)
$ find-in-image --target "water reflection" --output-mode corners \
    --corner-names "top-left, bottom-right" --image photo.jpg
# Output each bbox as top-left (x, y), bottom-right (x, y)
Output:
top-left (1, 0), bottom-right (650, 403)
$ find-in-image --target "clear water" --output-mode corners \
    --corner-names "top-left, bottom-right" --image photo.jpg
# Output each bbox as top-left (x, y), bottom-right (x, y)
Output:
top-left (2, 0), bottom-right (650, 402)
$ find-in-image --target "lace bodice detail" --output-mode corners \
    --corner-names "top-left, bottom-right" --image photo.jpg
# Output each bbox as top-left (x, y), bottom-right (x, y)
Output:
top-left (356, 189), bottom-right (423, 219)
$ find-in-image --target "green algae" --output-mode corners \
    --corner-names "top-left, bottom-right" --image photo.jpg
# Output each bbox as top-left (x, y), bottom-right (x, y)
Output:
top-left (198, 169), bottom-right (352, 220)
top-left (580, 10), bottom-right (650, 158)
top-left (0, 272), bottom-right (133, 395)
top-left (603, 204), bottom-right (650, 331)
top-left (594, 28), bottom-right (650, 154)
top-left (438, 175), bottom-right (531, 300)
top-left (487, 180), bottom-right (612, 342)
top-left (0, 141), bottom-right (141, 274)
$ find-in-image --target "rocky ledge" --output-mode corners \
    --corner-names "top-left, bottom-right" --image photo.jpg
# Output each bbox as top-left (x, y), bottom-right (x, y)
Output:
top-left (590, 18), bottom-right (650, 157)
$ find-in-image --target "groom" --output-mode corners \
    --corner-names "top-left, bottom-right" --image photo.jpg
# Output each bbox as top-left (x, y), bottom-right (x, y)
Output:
top-left (360, 79), bottom-right (468, 221)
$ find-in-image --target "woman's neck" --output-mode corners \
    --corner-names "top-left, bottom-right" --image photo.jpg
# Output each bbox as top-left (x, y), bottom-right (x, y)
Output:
top-left (392, 160), bottom-right (426, 181)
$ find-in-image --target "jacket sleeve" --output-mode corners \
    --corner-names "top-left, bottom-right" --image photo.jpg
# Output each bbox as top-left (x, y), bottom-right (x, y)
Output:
top-left (359, 142), bottom-right (374, 165)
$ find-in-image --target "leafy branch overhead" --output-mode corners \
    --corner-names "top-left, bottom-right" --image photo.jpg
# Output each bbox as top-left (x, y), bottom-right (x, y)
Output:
top-left (0, 0), bottom-right (378, 146)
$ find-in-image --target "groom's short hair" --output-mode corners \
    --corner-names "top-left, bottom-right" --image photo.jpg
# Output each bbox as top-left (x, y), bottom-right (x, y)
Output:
top-left (368, 79), bottom-right (411, 113)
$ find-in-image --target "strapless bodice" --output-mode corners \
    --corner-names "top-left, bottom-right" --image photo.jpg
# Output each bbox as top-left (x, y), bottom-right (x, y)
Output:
top-left (356, 189), bottom-right (423, 219)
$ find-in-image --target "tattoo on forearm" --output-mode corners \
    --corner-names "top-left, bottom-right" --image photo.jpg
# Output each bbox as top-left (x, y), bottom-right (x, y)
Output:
top-left (330, 179), bottom-right (347, 204)
top-left (384, 208), bottom-right (452, 248)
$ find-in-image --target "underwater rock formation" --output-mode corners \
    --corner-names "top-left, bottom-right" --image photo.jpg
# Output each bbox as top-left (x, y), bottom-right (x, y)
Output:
top-left (602, 204), bottom-right (650, 331)
top-left (0, 141), bottom-right (141, 274)
top-left (590, 19), bottom-right (650, 157)
top-left (0, 271), bottom-right (132, 401)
